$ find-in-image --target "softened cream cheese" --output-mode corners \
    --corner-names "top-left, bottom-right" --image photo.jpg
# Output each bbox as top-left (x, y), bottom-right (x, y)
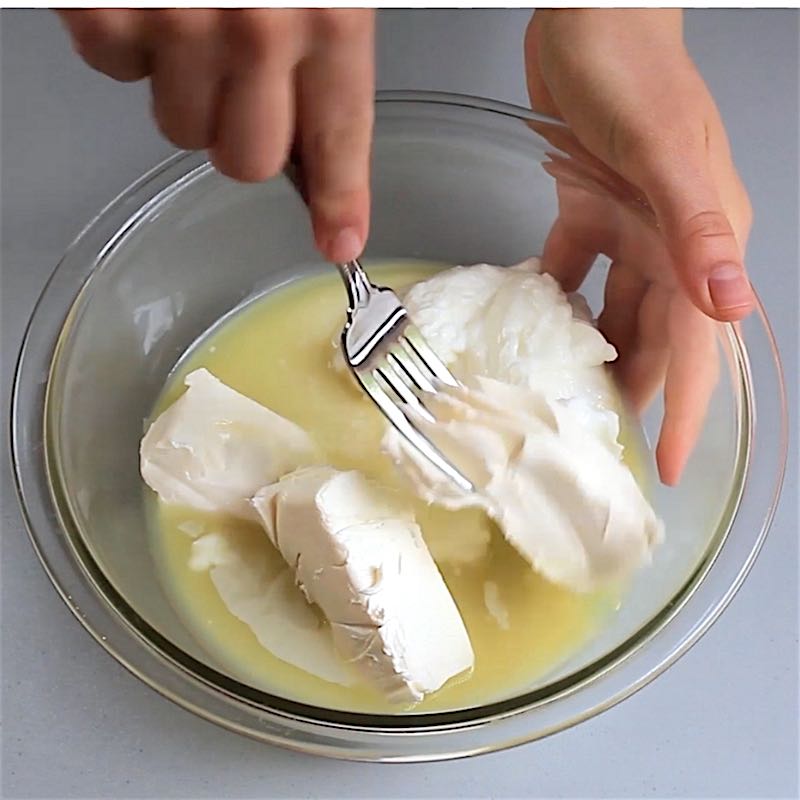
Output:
top-left (383, 258), bottom-right (663, 591)
top-left (140, 368), bottom-right (317, 521)
top-left (252, 467), bottom-right (474, 703)
top-left (141, 372), bottom-right (474, 701)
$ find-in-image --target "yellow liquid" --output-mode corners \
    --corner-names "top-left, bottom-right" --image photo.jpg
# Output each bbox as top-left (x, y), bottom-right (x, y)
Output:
top-left (148, 261), bottom-right (624, 714)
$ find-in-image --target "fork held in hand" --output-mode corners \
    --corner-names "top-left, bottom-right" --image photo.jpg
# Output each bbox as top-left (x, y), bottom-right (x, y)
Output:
top-left (336, 259), bottom-right (474, 494)
top-left (283, 160), bottom-right (473, 493)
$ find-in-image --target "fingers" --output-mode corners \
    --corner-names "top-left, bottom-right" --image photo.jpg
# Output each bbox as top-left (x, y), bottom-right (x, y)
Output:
top-left (60, 8), bottom-right (378, 263)
top-left (527, 10), bottom-right (755, 324)
top-left (148, 10), bottom-right (221, 150)
top-left (604, 88), bottom-right (755, 323)
top-left (296, 11), bottom-right (375, 263)
top-left (635, 155), bottom-right (755, 324)
top-left (656, 295), bottom-right (719, 485)
top-left (209, 11), bottom-right (304, 182)
top-left (523, 13), bottom-right (561, 119)
top-left (598, 78), bottom-right (755, 325)
top-left (598, 261), bottom-right (649, 376)
top-left (600, 270), bottom-right (719, 486)
top-left (612, 283), bottom-right (671, 415)
top-left (541, 217), bottom-right (597, 292)
top-left (60, 7), bottom-right (378, 266)
top-left (57, 9), bottom-right (150, 82)
top-left (539, 164), bottom-right (619, 292)
top-left (210, 65), bottom-right (294, 182)
top-left (526, 10), bottom-right (748, 486)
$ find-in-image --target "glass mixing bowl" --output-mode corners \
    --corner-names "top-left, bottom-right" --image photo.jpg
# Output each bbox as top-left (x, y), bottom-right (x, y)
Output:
top-left (11, 92), bottom-right (787, 761)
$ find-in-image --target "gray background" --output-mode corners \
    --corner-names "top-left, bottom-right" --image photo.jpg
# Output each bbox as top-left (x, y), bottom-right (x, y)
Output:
top-left (1, 9), bottom-right (797, 799)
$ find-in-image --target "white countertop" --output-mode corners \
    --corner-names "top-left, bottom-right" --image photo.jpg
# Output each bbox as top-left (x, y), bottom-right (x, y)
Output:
top-left (2, 10), bottom-right (797, 798)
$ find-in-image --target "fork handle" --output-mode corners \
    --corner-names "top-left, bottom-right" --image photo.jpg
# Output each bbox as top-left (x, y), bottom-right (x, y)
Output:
top-left (337, 260), bottom-right (374, 311)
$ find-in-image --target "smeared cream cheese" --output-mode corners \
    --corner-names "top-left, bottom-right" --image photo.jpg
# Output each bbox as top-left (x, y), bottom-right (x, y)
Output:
top-left (402, 258), bottom-right (617, 404)
top-left (384, 377), bottom-right (663, 591)
top-left (382, 259), bottom-right (664, 591)
top-left (188, 529), bottom-right (356, 686)
top-left (140, 368), bottom-right (317, 521)
top-left (252, 467), bottom-right (474, 703)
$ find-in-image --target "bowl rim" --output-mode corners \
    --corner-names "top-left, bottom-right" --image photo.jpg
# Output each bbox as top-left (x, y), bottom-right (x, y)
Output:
top-left (10, 90), bottom-right (789, 761)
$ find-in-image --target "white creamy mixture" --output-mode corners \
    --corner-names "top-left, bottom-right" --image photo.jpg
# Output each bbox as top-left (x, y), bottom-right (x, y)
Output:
top-left (253, 467), bottom-right (473, 703)
top-left (141, 257), bottom-right (663, 705)
top-left (141, 369), bottom-right (317, 521)
top-left (384, 258), bottom-right (663, 592)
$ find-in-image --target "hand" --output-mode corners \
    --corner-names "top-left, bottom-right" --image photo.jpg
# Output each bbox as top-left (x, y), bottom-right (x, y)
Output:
top-left (57, 9), bottom-right (375, 264)
top-left (525, 9), bottom-right (754, 484)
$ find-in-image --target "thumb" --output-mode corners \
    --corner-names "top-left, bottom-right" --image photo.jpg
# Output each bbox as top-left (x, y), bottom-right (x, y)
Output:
top-left (636, 158), bottom-right (755, 322)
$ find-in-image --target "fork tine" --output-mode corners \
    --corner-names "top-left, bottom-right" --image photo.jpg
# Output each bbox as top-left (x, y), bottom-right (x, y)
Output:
top-left (401, 325), bottom-right (460, 387)
top-left (388, 344), bottom-right (436, 393)
top-left (375, 359), bottom-right (435, 423)
top-left (359, 372), bottom-right (474, 493)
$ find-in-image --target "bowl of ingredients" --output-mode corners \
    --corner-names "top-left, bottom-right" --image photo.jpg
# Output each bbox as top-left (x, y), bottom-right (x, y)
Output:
top-left (12, 92), bottom-right (787, 761)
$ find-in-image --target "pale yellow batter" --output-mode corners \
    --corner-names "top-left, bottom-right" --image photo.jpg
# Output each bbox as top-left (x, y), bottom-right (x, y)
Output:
top-left (147, 261), bottom-right (630, 713)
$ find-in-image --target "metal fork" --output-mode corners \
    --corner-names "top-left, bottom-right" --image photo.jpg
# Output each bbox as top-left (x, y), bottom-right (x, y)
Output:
top-left (335, 260), bottom-right (474, 493)
top-left (283, 161), bottom-right (474, 494)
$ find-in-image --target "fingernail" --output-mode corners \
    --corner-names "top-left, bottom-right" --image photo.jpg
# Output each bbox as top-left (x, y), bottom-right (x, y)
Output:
top-left (708, 263), bottom-right (753, 312)
top-left (328, 228), bottom-right (362, 263)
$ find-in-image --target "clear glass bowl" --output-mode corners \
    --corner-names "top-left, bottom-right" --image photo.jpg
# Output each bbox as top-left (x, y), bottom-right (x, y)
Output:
top-left (11, 92), bottom-right (787, 761)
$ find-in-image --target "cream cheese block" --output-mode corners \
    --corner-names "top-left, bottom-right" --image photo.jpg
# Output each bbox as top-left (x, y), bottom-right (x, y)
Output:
top-left (140, 368), bottom-right (317, 521)
top-left (188, 529), bottom-right (356, 686)
top-left (252, 467), bottom-right (474, 703)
